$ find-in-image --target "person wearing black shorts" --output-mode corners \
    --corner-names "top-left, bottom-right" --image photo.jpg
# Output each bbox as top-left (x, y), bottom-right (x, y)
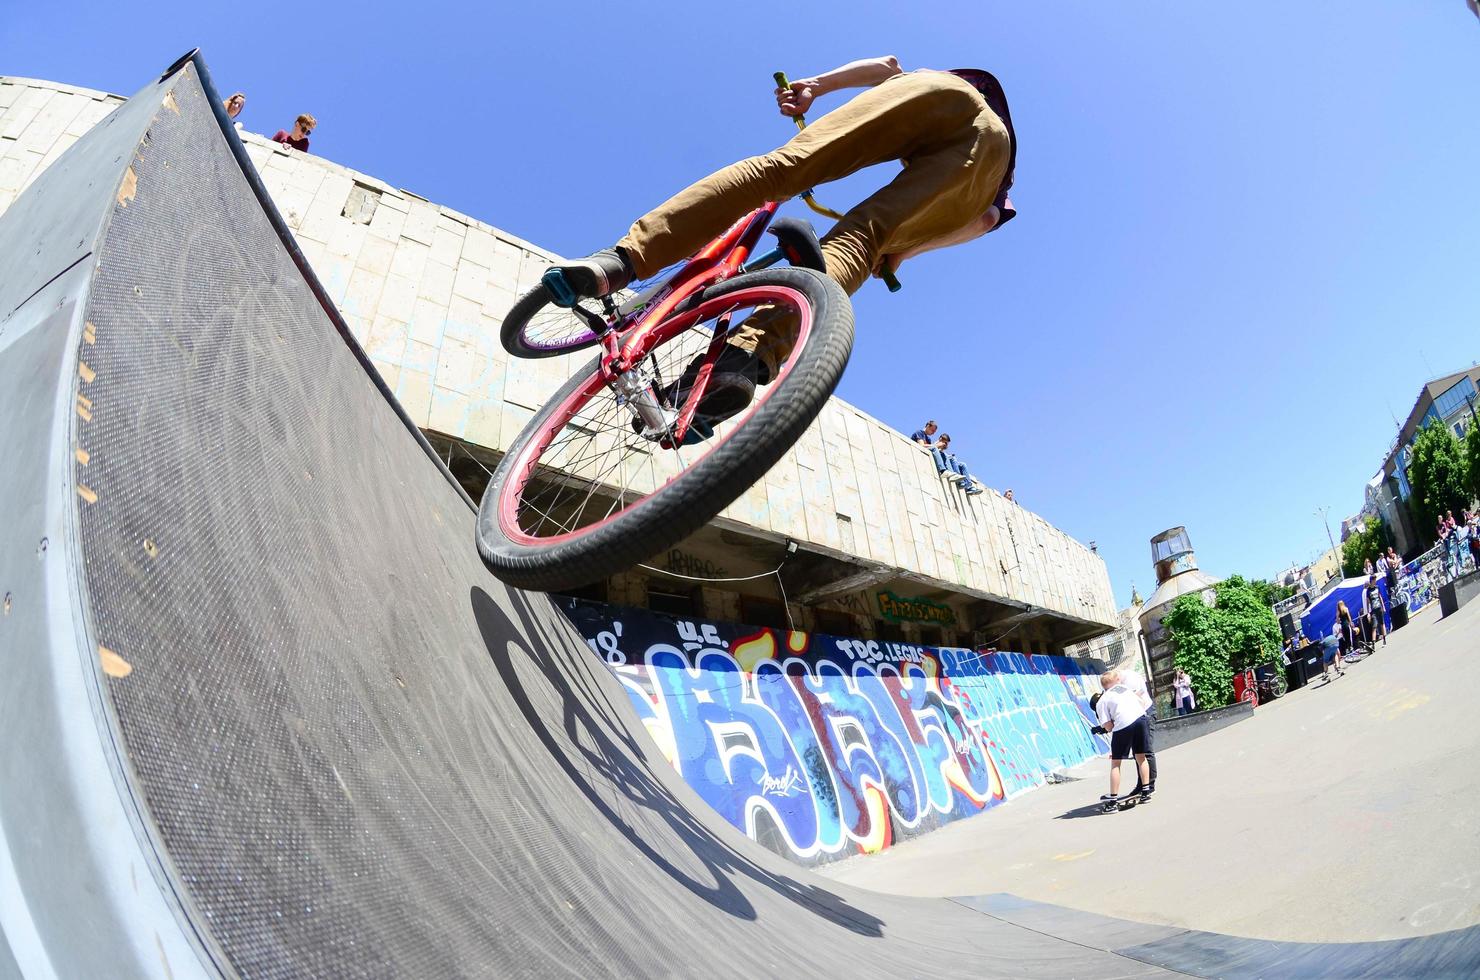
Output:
top-left (1094, 672), bottom-right (1151, 801)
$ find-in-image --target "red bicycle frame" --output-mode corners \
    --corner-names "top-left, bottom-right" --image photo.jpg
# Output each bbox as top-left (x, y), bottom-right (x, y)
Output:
top-left (593, 201), bottom-right (781, 443)
top-left (598, 202), bottom-right (779, 375)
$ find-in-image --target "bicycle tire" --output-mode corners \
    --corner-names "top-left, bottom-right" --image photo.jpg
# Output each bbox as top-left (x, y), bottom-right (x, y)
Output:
top-left (1239, 688), bottom-right (1258, 707)
top-left (500, 281), bottom-right (605, 358)
top-left (1269, 675), bottom-right (1287, 698)
top-left (476, 267), bottom-right (853, 592)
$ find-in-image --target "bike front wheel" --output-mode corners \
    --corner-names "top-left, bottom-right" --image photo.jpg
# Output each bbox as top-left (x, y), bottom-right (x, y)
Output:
top-left (477, 267), bottom-right (853, 592)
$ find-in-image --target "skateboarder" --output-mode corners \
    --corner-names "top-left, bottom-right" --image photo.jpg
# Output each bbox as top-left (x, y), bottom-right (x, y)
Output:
top-left (1092, 671), bottom-right (1151, 806)
top-left (1115, 667), bottom-right (1157, 793)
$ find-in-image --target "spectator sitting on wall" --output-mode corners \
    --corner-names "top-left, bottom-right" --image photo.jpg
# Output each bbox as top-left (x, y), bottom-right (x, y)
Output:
top-left (1091, 671), bottom-right (1151, 804)
top-left (1004, 488), bottom-right (1015, 503)
top-left (909, 420), bottom-right (938, 446)
top-left (929, 433), bottom-right (984, 496)
top-left (1172, 668), bottom-right (1195, 716)
top-left (272, 113), bottom-right (316, 152)
top-left (1363, 556), bottom-right (1373, 579)
top-left (223, 92), bottom-right (246, 125)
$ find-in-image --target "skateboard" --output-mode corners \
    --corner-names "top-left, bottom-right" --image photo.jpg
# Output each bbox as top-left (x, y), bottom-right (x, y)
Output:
top-left (1100, 787), bottom-right (1152, 813)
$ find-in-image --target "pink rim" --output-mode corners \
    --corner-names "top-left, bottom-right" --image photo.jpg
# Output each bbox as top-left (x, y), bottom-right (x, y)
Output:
top-left (497, 284), bottom-right (815, 548)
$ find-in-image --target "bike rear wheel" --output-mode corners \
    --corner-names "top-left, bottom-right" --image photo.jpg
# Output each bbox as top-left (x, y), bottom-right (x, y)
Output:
top-left (477, 267), bottom-right (853, 592)
top-left (500, 282), bottom-right (607, 358)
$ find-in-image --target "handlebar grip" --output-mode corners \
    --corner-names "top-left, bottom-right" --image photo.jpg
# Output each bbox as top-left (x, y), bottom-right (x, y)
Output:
top-left (881, 266), bottom-right (902, 292)
top-left (774, 71), bottom-right (807, 131)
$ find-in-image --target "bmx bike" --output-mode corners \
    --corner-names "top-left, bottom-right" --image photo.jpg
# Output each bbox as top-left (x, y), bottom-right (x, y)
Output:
top-left (476, 74), bottom-right (893, 592)
top-left (1237, 666), bottom-right (1287, 707)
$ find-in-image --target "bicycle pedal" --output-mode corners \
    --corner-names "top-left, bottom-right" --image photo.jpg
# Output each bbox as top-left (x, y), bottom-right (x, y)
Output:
top-left (542, 268), bottom-right (579, 308)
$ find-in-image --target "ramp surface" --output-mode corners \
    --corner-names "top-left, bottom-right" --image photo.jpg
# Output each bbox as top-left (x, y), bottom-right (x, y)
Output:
top-left (0, 54), bottom-right (1476, 979)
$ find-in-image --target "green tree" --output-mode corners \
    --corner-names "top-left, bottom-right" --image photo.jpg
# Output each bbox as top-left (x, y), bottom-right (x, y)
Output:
top-left (1163, 592), bottom-right (1230, 709)
top-left (1340, 517), bottom-right (1391, 577)
top-left (1466, 419), bottom-right (1480, 504)
top-left (1407, 422), bottom-right (1470, 544)
top-left (1163, 575), bottom-right (1284, 708)
top-left (1248, 578), bottom-right (1297, 607)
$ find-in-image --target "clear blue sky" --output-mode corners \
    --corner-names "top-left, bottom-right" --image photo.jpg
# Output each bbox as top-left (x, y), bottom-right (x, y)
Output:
top-left (7, 2), bottom-right (1478, 606)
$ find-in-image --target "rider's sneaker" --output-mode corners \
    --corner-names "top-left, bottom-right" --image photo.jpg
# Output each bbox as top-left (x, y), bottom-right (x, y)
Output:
top-left (663, 346), bottom-right (763, 433)
top-left (542, 247), bottom-right (634, 307)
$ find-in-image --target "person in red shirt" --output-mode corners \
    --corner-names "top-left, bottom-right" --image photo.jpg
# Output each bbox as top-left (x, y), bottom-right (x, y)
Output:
top-left (271, 113), bottom-right (316, 153)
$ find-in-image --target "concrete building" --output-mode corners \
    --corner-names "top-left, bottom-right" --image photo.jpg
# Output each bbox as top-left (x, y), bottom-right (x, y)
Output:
top-left (0, 73), bottom-right (1117, 653)
top-left (1374, 366), bottom-right (1480, 556)
top-left (1138, 527), bottom-right (1220, 707)
top-left (1063, 587), bottom-right (1148, 677)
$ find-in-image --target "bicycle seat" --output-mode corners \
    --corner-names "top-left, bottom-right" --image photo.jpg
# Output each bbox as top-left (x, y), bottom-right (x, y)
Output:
top-left (766, 216), bottom-right (827, 274)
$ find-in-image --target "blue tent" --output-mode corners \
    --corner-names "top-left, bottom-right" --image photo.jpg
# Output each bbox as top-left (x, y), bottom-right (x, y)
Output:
top-left (1301, 576), bottom-right (1392, 641)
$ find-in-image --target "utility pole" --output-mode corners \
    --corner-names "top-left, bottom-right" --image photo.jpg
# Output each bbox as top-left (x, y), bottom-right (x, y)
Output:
top-left (1315, 505), bottom-right (1339, 577)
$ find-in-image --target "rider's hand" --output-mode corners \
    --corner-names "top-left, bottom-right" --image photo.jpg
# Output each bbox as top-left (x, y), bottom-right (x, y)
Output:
top-left (776, 79), bottom-right (819, 117)
top-left (876, 253), bottom-right (904, 278)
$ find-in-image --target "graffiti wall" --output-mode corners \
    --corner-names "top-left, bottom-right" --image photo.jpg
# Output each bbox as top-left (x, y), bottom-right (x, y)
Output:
top-left (557, 599), bottom-right (1109, 868)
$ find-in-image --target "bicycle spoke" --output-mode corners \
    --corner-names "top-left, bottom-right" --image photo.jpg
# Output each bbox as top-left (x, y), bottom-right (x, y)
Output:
top-left (503, 281), bottom-right (810, 543)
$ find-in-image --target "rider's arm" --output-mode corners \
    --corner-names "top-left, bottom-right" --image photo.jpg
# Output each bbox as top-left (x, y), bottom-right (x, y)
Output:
top-left (779, 56), bottom-right (902, 115)
top-left (881, 207), bottom-right (1001, 275)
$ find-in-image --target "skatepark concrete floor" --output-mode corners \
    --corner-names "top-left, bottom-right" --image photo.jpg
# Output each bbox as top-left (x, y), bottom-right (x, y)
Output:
top-left (819, 599), bottom-right (1480, 943)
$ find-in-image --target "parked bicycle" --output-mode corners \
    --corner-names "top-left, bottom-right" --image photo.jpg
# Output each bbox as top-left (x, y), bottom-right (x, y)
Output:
top-left (1237, 665), bottom-right (1287, 707)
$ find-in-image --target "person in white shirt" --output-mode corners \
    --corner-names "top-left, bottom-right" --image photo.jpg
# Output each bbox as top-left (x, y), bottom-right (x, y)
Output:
top-left (1114, 667), bottom-right (1157, 792)
top-left (1092, 672), bottom-right (1151, 800)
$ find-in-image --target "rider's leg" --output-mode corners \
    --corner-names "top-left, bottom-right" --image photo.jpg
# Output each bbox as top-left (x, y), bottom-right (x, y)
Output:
top-left (617, 70), bottom-right (993, 281)
top-left (719, 112), bottom-right (1007, 377)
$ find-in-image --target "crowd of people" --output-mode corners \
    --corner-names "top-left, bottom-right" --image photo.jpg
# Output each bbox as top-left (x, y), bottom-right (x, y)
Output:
top-left (1437, 509), bottom-right (1479, 579)
top-left (220, 90), bottom-right (319, 154)
top-left (909, 420), bottom-right (1011, 500)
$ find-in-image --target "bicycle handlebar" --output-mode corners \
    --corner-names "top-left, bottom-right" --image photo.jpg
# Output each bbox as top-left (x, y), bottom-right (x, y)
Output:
top-left (773, 71), bottom-right (902, 293)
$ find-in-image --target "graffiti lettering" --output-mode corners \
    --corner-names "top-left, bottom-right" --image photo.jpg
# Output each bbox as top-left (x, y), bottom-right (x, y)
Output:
top-left (559, 599), bottom-right (1109, 868)
top-left (876, 590), bottom-right (957, 627)
top-left (663, 549), bottom-right (728, 579)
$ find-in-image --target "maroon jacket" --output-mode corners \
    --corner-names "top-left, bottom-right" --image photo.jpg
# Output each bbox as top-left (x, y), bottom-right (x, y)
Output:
top-left (949, 68), bottom-right (1017, 229)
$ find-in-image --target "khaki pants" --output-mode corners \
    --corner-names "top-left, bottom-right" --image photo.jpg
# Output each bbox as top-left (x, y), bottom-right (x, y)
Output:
top-left (617, 70), bottom-right (1010, 375)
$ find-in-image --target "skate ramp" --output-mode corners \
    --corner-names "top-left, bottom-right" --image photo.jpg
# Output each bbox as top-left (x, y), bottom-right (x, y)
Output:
top-left (0, 53), bottom-right (1476, 979)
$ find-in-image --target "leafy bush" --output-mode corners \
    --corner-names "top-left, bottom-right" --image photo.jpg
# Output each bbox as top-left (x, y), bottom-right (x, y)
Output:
top-left (1163, 592), bottom-right (1230, 709)
top-left (1163, 575), bottom-right (1283, 708)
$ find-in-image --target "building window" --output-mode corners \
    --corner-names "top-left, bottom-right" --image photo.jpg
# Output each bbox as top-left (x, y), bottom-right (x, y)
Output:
top-left (876, 620), bottom-right (906, 642)
top-left (1432, 377), bottom-right (1477, 421)
top-left (648, 584), bottom-right (700, 618)
top-left (739, 595), bottom-right (789, 631)
top-left (812, 608), bottom-right (857, 638)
